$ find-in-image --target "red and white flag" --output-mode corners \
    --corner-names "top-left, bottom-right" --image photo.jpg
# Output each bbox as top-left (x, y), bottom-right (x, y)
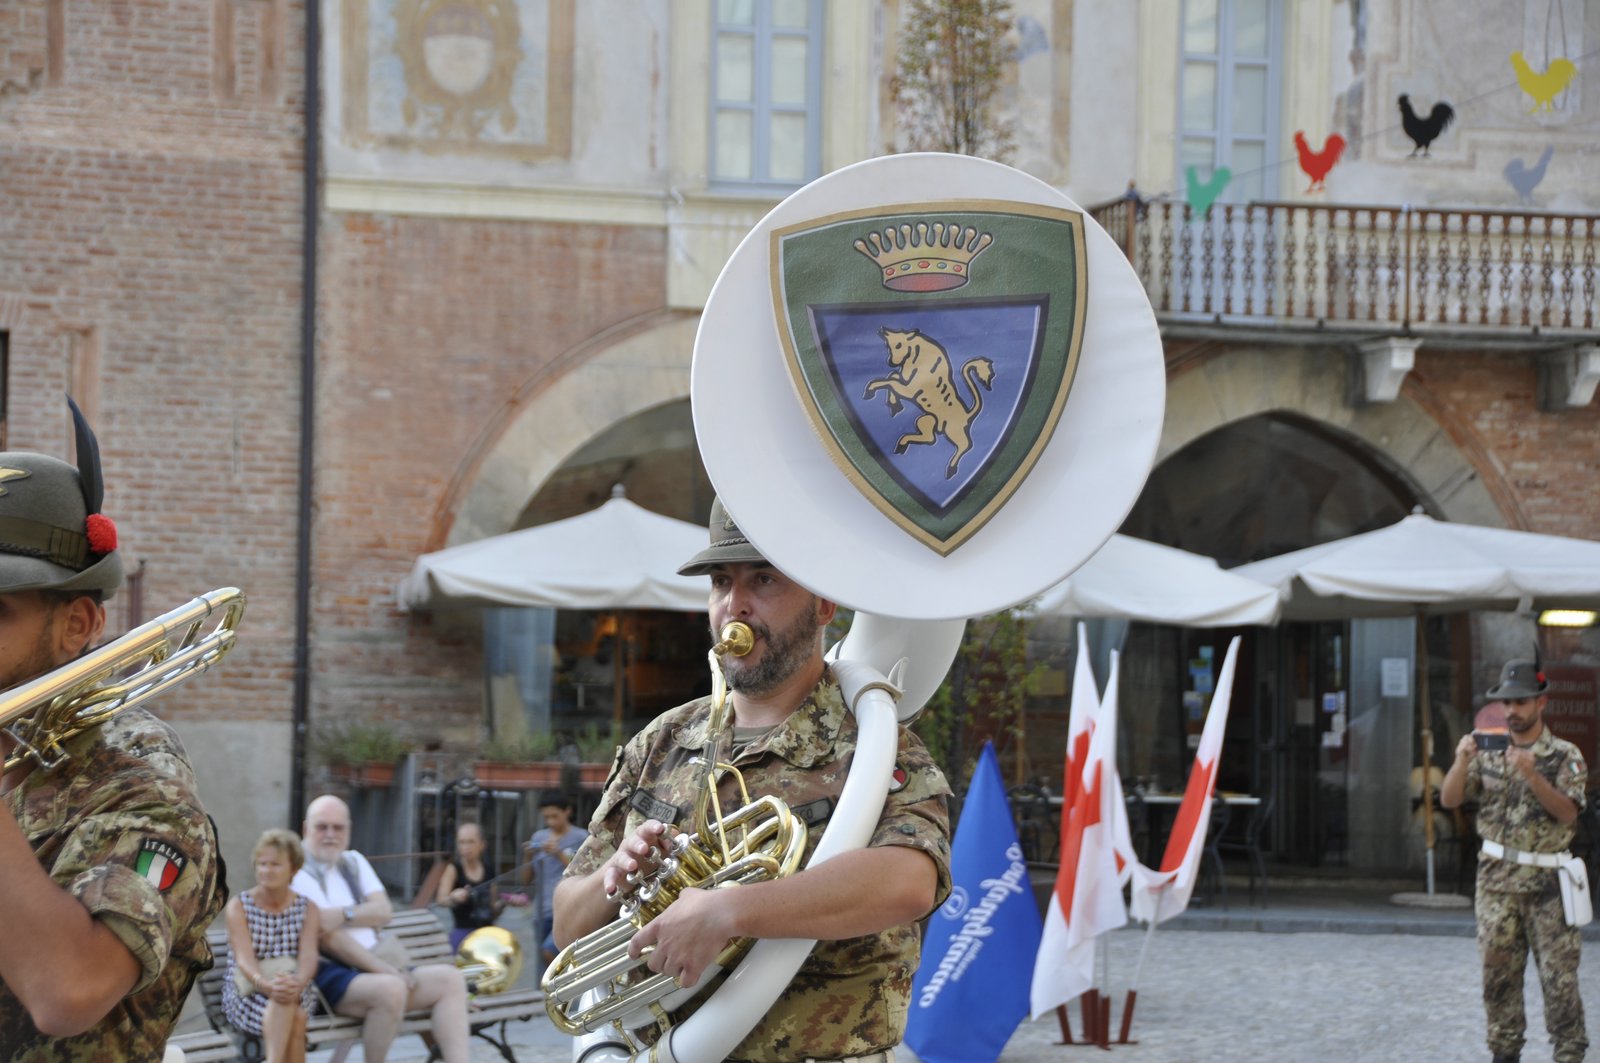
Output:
top-left (1030, 643), bottom-right (1127, 1017)
top-left (1129, 637), bottom-right (1241, 925)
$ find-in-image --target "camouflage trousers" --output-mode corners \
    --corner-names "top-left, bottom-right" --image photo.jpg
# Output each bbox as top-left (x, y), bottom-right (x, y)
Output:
top-left (1477, 884), bottom-right (1588, 1062)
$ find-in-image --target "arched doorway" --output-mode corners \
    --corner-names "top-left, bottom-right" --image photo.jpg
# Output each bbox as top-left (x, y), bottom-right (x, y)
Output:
top-left (1112, 409), bottom-right (1473, 873)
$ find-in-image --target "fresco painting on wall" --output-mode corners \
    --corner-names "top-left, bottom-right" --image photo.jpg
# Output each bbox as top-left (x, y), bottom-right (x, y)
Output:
top-left (342, 0), bottom-right (574, 159)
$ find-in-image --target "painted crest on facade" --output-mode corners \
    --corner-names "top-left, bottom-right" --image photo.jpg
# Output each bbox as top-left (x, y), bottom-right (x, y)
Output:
top-left (770, 201), bottom-right (1089, 554)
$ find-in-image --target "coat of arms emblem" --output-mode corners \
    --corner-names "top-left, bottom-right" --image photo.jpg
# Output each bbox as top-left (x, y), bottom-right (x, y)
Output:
top-left (771, 202), bottom-right (1089, 554)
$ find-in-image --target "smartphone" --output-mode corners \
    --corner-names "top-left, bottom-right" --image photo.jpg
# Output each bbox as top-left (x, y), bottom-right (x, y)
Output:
top-left (1475, 731), bottom-right (1510, 752)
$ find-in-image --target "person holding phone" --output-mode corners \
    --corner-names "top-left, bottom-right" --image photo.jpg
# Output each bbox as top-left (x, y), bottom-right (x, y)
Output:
top-left (1441, 654), bottom-right (1588, 1063)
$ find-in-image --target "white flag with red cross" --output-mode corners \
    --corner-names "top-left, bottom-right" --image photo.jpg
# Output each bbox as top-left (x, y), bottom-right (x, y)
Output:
top-left (1030, 644), bottom-right (1127, 1018)
top-left (1128, 636), bottom-right (1241, 925)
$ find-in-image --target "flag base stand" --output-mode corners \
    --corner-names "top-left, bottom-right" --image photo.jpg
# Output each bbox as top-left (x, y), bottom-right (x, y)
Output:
top-left (1054, 991), bottom-right (1138, 1050)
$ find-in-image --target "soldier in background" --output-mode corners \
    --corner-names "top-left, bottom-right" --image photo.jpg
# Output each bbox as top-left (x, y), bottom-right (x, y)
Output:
top-left (1442, 654), bottom-right (1589, 1063)
top-left (0, 402), bottom-right (225, 1060)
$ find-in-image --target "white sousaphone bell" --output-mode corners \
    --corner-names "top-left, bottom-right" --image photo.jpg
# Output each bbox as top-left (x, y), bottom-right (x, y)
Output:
top-left (561, 153), bottom-right (1166, 1063)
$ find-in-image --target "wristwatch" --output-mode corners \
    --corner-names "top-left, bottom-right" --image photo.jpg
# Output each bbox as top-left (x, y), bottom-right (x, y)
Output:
top-left (343, 906), bottom-right (356, 923)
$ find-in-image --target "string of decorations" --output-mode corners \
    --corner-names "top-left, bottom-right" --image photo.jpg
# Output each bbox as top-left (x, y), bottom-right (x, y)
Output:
top-left (1165, 45), bottom-right (1599, 216)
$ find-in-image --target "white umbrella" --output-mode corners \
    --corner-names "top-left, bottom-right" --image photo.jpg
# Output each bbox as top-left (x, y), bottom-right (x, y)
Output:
top-left (396, 486), bottom-right (709, 613)
top-left (1233, 510), bottom-right (1600, 620)
top-left (1029, 534), bottom-right (1279, 627)
top-left (1234, 509), bottom-right (1600, 892)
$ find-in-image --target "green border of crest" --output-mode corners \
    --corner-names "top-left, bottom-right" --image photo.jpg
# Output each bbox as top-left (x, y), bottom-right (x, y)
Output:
top-left (768, 199), bottom-right (1089, 555)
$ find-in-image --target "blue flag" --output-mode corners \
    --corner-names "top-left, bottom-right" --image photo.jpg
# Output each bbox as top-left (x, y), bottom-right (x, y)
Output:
top-left (905, 742), bottom-right (1043, 1063)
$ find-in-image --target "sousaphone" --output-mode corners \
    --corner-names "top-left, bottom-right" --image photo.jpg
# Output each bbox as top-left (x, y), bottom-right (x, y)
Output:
top-left (563, 153), bottom-right (1165, 1063)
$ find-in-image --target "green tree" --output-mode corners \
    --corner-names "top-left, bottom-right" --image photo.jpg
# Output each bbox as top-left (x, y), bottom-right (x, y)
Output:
top-left (892, 0), bottom-right (1017, 161)
top-left (916, 608), bottom-right (1042, 796)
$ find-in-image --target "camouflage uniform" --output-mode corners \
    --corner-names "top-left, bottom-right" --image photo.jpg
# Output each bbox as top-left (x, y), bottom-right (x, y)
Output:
top-left (1464, 728), bottom-right (1589, 1062)
top-left (0, 707), bottom-right (224, 1062)
top-left (566, 670), bottom-right (952, 1063)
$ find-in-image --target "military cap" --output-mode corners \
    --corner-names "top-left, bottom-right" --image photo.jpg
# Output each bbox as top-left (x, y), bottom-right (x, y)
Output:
top-left (1485, 657), bottom-right (1548, 700)
top-left (677, 496), bottom-right (766, 576)
top-left (0, 398), bottom-right (121, 598)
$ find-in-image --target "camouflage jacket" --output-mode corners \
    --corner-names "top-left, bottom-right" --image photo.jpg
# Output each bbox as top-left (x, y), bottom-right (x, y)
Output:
top-left (1465, 725), bottom-right (1587, 893)
top-left (1, 707), bottom-right (224, 1062)
top-left (566, 671), bottom-right (953, 1062)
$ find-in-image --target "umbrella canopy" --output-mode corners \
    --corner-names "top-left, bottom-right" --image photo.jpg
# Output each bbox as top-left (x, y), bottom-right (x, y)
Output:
top-left (1029, 534), bottom-right (1279, 627)
top-left (397, 489), bottom-right (710, 612)
top-left (1233, 511), bottom-right (1600, 621)
top-left (1234, 509), bottom-right (1600, 894)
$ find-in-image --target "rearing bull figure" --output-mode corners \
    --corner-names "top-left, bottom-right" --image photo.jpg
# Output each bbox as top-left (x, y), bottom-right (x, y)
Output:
top-left (863, 326), bottom-right (995, 478)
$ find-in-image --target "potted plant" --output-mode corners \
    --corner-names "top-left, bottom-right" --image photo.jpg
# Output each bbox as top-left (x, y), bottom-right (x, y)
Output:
top-left (317, 722), bottom-right (411, 788)
top-left (473, 732), bottom-right (563, 789)
top-left (574, 722), bottom-right (625, 786)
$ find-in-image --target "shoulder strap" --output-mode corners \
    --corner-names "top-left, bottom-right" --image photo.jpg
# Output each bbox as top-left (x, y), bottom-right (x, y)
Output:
top-left (337, 852), bottom-right (366, 901)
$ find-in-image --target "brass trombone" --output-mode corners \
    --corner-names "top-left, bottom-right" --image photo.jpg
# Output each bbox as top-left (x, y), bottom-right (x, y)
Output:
top-left (1, 587), bottom-right (246, 774)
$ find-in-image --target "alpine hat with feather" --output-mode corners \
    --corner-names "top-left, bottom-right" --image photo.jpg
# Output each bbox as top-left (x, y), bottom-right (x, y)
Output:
top-left (1485, 645), bottom-right (1549, 701)
top-left (0, 398), bottom-right (121, 598)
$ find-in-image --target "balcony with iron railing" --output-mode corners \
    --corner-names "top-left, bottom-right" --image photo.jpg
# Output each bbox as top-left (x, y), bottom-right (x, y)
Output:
top-left (1089, 197), bottom-right (1600, 344)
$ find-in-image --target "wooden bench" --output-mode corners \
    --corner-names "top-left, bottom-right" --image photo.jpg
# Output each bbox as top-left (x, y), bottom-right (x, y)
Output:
top-left (190, 907), bottom-right (546, 1062)
top-left (164, 1027), bottom-right (238, 1062)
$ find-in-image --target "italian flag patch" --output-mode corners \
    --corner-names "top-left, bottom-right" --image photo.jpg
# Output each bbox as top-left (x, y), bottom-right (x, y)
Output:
top-left (135, 838), bottom-right (188, 892)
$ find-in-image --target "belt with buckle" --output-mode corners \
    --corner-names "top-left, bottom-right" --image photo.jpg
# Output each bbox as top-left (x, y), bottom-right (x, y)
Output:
top-left (802, 1052), bottom-right (895, 1063)
top-left (1481, 839), bottom-right (1568, 868)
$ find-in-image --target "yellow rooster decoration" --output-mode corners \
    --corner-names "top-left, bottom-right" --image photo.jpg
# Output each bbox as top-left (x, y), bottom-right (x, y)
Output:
top-left (1510, 52), bottom-right (1577, 113)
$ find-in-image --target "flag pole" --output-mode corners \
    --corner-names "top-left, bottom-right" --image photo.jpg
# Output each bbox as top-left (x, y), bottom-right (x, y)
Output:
top-left (1119, 888), bottom-right (1163, 1044)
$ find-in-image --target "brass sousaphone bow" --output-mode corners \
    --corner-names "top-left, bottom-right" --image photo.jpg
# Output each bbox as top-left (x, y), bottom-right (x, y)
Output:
top-left (557, 153), bottom-right (1166, 1063)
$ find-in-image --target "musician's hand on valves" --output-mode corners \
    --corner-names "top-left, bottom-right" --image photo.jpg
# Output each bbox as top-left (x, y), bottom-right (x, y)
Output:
top-left (628, 886), bottom-right (734, 989)
top-left (602, 820), bottom-right (673, 901)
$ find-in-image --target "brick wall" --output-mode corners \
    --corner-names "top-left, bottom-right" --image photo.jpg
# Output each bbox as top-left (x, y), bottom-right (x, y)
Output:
top-left (1414, 349), bottom-right (1600, 537)
top-left (310, 214), bottom-right (669, 751)
top-left (1, 0), bottom-right (306, 723)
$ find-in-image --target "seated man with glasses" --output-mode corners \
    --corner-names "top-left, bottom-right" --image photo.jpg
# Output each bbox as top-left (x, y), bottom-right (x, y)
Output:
top-left (292, 795), bottom-right (471, 1063)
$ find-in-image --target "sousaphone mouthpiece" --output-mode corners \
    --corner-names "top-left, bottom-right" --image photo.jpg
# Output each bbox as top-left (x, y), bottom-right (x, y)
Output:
top-left (712, 622), bottom-right (755, 657)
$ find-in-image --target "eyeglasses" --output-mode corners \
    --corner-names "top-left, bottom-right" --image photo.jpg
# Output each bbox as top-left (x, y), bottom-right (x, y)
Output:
top-left (311, 823), bottom-right (349, 833)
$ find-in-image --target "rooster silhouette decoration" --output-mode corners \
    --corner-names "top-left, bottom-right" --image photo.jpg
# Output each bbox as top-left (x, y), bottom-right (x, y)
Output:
top-left (1398, 95), bottom-right (1455, 157)
top-left (1294, 131), bottom-right (1346, 192)
top-left (1504, 146), bottom-right (1554, 204)
top-left (1510, 52), bottom-right (1576, 113)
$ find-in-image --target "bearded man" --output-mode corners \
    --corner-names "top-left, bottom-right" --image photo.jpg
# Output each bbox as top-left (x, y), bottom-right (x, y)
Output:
top-left (553, 498), bottom-right (952, 1063)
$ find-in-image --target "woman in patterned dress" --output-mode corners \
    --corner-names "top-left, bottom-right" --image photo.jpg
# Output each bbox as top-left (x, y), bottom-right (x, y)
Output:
top-left (222, 829), bottom-right (321, 1063)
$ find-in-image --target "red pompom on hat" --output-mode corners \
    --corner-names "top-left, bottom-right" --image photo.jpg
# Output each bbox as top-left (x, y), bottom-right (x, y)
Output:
top-left (86, 512), bottom-right (117, 555)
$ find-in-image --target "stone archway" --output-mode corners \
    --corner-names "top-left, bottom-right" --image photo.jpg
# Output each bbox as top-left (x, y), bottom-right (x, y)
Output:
top-left (436, 311), bottom-right (700, 547)
top-left (1161, 344), bottom-right (1517, 529)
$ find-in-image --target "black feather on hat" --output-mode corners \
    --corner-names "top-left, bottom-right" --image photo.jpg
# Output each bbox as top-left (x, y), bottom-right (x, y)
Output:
top-left (68, 395), bottom-right (104, 516)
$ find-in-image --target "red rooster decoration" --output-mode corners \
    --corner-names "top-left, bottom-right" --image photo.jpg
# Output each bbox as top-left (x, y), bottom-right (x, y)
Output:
top-left (1294, 131), bottom-right (1346, 192)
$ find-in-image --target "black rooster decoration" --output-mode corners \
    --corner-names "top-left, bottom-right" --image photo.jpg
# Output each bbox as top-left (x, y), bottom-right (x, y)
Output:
top-left (1398, 94), bottom-right (1456, 157)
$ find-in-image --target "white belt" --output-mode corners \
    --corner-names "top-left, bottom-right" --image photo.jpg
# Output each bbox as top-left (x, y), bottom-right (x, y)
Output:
top-left (1481, 839), bottom-right (1569, 868)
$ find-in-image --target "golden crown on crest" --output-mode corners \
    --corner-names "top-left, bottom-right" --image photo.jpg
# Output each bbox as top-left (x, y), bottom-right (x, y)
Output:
top-left (852, 222), bottom-right (995, 293)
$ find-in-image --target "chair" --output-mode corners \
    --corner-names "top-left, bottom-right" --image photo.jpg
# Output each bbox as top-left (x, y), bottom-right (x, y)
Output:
top-left (1217, 794), bottom-right (1275, 906)
top-left (1008, 784), bottom-right (1057, 864)
top-left (1196, 800), bottom-right (1232, 908)
top-left (1124, 790), bottom-right (1151, 866)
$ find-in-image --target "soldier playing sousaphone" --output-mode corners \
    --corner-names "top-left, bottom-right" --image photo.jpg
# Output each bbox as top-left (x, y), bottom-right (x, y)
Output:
top-left (0, 400), bottom-right (225, 1059)
top-left (552, 151), bottom-right (1167, 1063)
top-left (554, 499), bottom-right (952, 1063)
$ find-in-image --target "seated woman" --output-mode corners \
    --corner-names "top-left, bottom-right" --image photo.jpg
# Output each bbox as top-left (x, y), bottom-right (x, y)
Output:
top-left (436, 821), bottom-right (506, 951)
top-left (222, 829), bottom-right (321, 1063)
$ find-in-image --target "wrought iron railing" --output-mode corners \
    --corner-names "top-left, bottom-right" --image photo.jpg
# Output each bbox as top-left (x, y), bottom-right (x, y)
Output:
top-left (1089, 197), bottom-right (1600, 336)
